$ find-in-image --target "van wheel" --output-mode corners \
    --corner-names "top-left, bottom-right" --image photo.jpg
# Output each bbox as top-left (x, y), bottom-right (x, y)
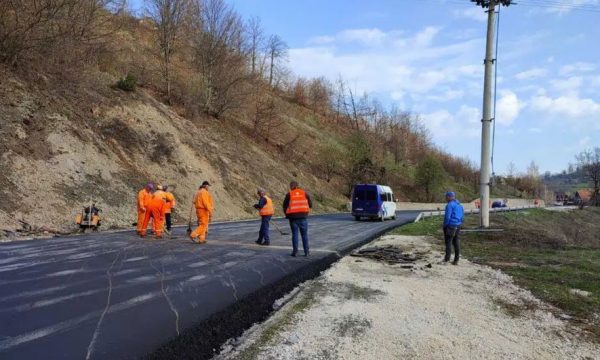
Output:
top-left (354, 216), bottom-right (361, 221)
top-left (392, 215), bottom-right (397, 220)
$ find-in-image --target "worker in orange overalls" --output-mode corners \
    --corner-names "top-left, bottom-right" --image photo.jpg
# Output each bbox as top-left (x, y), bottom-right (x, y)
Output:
top-left (154, 184), bottom-right (168, 233)
top-left (140, 189), bottom-right (166, 238)
top-left (137, 182), bottom-right (154, 235)
top-left (163, 185), bottom-right (176, 234)
top-left (190, 181), bottom-right (214, 244)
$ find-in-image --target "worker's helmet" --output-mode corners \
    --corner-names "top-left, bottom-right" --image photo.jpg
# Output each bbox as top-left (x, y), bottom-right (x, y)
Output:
top-left (157, 185), bottom-right (163, 190)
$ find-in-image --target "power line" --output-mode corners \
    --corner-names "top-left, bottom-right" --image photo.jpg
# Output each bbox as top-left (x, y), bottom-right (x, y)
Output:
top-left (418, 0), bottom-right (600, 13)
top-left (491, 5), bottom-right (501, 179)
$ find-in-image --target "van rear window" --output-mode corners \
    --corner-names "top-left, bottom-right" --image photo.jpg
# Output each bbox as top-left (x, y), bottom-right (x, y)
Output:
top-left (366, 190), bottom-right (377, 201)
top-left (354, 190), bottom-right (365, 201)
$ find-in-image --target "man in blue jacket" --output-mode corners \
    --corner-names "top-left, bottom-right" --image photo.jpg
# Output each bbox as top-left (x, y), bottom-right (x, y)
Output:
top-left (443, 191), bottom-right (464, 265)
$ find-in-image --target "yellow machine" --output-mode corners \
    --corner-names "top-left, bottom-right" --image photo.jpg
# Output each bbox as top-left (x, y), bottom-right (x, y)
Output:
top-left (75, 203), bottom-right (101, 232)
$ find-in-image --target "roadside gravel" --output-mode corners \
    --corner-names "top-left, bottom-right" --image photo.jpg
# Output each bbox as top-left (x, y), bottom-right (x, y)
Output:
top-left (215, 235), bottom-right (600, 360)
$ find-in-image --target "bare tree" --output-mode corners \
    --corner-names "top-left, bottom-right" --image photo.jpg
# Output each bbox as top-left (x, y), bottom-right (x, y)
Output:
top-left (191, 0), bottom-right (248, 118)
top-left (0, 0), bottom-right (124, 66)
top-left (576, 147), bottom-right (600, 206)
top-left (506, 161), bottom-right (516, 178)
top-left (265, 34), bottom-right (287, 87)
top-left (245, 16), bottom-right (264, 76)
top-left (147, 0), bottom-right (189, 104)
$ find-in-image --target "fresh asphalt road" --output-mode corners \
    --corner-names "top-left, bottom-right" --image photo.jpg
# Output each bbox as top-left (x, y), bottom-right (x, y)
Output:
top-left (0, 211), bottom-right (419, 359)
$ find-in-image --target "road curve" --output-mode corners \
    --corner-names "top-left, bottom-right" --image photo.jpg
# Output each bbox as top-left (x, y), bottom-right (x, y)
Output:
top-left (0, 211), bottom-right (419, 359)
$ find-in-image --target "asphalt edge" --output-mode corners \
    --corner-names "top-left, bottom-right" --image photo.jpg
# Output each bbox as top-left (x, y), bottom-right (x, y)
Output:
top-left (145, 219), bottom-right (411, 360)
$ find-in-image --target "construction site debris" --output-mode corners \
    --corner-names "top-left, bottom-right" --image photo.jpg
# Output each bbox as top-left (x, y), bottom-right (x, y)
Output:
top-left (350, 245), bottom-right (430, 266)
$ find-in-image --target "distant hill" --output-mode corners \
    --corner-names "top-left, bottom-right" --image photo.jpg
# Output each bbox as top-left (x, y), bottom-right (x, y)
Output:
top-left (543, 171), bottom-right (589, 194)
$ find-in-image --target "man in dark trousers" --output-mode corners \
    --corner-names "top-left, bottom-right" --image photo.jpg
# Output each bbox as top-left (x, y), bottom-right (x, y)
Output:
top-left (283, 181), bottom-right (312, 257)
top-left (254, 188), bottom-right (274, 245)
top-left (443, 191), bottom-right (464, 265)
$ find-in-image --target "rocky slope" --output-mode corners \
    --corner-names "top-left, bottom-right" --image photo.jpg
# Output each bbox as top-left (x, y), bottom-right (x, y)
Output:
top-left (0, 67), bottom-right (346, 235)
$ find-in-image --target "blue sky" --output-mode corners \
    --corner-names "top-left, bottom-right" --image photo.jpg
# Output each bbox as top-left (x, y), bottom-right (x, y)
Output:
top-left (130, 0), bottom-right (600, 174)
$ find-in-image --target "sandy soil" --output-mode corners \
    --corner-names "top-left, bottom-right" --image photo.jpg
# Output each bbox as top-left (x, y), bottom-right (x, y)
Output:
top-left (215, 235), bottom-right (600, 360)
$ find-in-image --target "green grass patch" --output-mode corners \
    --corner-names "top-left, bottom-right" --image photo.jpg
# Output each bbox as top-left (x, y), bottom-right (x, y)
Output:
top-left (390, 207), bottom-right (600, 342)
top-left (390, 216), bottom-right (443, 236)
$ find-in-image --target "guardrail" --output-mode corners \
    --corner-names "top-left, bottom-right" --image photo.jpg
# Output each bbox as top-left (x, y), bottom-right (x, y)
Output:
top-left (415, 205), bottom-right (540, 223)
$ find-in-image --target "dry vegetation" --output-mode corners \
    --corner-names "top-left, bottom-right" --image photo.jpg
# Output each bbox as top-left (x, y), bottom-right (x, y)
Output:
top-left (0, 0), bottom-right (527, 233)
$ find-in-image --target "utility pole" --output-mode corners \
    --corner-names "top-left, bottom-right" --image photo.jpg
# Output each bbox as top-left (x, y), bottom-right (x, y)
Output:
top-left (471, 0), bottom-right (512, 228)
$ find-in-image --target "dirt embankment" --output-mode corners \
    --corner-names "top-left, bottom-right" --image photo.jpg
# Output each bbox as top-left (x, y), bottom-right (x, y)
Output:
top-left (216, 235), bottom-right (600, 359)
top-left (0, 68), bottom-right (346, 237)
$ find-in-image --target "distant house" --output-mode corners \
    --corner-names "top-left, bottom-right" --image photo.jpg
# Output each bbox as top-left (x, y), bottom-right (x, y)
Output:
top-left (554, 191), bottom-right (569, 203)
top-left (574, 189), bottom-right (592, 203)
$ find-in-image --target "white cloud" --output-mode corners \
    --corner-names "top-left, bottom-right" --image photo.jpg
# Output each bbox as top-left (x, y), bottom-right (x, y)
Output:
top-left (496, 91), bottom-right (522, 126)
top-left (551, 76), bottom-right (583, 94)
top-left (529, 127), bottom-right (542, 133)
top-left (531, 94), bottom-right (600, 119)
top-left (453, 7), bottom-right (487, 22)
top-left (339, 28), bottom-right (388, 45)
top-left (515, 68), bottom-right (548, 80)
top-left (427, 89), bottom-right (464, 102)
top-left (289, 26), bottom-right (482, 101)
top-left (421, 105), bottom-right (480, 140)
top-left (414, 26), bottom-right (441, 47)
top-left (559, 62), bottom-right (596, 75)
top-left (308, 35), bottom-right (335, 45)
top-left (544, 0), bottom-right (600, 15)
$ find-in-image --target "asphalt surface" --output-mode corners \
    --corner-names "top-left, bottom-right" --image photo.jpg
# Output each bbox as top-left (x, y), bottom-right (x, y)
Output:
top-left (0, 211), bottom-right (419, 359)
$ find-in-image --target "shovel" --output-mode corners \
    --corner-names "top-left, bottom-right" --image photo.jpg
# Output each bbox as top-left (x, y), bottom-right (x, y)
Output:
top-left (272, 220), bottom-right (290, 236)
top-left (186, 202), bottom-right (194, 236)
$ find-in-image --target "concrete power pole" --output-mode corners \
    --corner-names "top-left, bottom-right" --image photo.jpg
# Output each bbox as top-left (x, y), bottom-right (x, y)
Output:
top-left (472, 0), bottom-right (512, 228)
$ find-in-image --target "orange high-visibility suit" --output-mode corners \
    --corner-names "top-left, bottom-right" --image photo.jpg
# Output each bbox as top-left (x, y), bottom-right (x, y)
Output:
top-left (164, 192), bottom-right (176, 214)
top-left (154, 189), bottom-right (168, 230)
top-left (137, 188), bottom-right (152, 235)
top-left (141, 193), bottom-right (166, 237)
top-left (190, 188), bottom-right (214, 243)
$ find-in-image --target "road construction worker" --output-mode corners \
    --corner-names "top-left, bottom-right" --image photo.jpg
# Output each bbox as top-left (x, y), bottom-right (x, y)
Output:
top-left (254, 188), bottom-right (274, 246)
top-left (190, 181), bottom-right (214, 244)
top-left (154, 185), bottom-right (168, 232)
top-left (163, 185), bottom-right (176, 234)
top-left (137, 183), bottom-right (154, 235)
top-left (140, 189), bottom-right (167, 238)
top-left (443, 191), bottom-right (464, 265)
top-left (283, 181), bottom-right (312, 257)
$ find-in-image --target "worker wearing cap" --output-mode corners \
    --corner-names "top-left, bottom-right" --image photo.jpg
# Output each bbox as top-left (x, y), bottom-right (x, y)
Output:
top-left (254, 188), bottom-right (274, 246)
top-left (443, 191), bottom-right (464, 265)
top-left (163, 185), bottom-right (176, 234)
top-left (137, 182), bottom-right (154, 235)
top-left (140, 188), bottom-right (166, 238)
top-left (283, 181), bottom-right (312, 257)
top-left (190, 181), bottom-right (214, 244)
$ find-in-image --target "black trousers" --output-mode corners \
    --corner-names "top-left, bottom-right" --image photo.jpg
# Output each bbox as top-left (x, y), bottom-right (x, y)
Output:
top-left (444, 226), bottom-right (460, 262)
top-left (165, 213), bottom-right (172, 231)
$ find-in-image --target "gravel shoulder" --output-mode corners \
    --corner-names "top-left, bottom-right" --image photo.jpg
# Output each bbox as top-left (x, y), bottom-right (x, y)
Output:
top-left (215, 235), bottom-right (600, 360)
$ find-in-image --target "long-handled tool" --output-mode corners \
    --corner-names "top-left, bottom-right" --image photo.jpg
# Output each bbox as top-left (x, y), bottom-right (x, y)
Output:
top-left (272, 220), bottom-right (290, 235)
top-left (186, 201), bottom-right (194, 236)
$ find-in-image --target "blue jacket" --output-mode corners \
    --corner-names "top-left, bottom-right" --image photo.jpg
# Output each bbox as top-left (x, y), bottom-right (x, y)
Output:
top-left (444, 199), bottom-right (464, 227)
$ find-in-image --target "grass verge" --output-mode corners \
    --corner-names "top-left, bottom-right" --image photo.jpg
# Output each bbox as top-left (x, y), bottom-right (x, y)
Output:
top-left (391, 207), bottom-right (600, 342)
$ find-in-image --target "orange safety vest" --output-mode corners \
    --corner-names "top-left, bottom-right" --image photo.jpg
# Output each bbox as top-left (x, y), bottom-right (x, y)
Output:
top-left (286, 188), bottom-right (310, 215)
top-left (259, 196), bottom-right (274, 216)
